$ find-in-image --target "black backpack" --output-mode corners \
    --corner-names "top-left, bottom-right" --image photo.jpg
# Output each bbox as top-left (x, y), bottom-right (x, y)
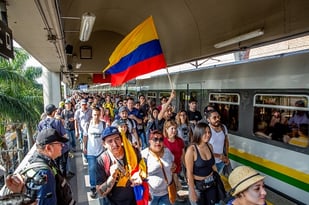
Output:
top-left (41, 118), bottom-right (55, 130)
top-left (1, 161), bottom-right (52, 203)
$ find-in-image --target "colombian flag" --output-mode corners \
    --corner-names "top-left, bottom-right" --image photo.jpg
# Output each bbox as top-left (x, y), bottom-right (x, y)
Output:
top-left (120, 131), bottom-right (149, 205)
top-left (92, 73), bottom-right (111, 84)
top-left (103, 16), bottom-right (167, 86)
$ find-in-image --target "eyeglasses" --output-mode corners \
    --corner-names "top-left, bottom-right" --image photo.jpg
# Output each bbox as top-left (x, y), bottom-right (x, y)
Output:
top-left (50, 142), bottom-right (64, 147)
top-left (152, 137), bottom-right (164, 143)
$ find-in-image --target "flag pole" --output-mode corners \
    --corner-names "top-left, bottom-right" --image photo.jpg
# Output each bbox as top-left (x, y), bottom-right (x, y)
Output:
top-left (166, 68), bottom-right (174, 90)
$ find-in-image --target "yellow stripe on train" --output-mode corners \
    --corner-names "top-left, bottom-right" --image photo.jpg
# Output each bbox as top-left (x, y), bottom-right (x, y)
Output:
top-left (229, 147), bottom-right (309, 185)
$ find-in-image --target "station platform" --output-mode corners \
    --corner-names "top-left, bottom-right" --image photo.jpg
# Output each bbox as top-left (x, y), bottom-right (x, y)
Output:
top-left (70, 147), bottom-right (300, 205)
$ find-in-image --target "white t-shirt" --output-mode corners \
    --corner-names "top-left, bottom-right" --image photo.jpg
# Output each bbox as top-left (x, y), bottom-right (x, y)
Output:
top-left (141, 147), bottom-right (174, 196)
top-left (209, 125), bottom-right (228, 163)
top-left (87, 121), bottom-right (105, 156)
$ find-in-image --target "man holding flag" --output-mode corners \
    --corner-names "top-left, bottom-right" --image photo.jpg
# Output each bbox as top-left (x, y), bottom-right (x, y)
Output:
top-left (96, 16), bottom-right (169, 204)
top-left (96, 126), bottom-right (148, 205)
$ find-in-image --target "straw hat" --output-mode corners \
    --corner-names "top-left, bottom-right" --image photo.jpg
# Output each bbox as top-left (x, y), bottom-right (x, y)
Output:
top-left (228, 166), bottom-right (265, 196)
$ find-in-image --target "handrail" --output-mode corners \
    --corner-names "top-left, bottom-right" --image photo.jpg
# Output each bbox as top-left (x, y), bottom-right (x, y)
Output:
top-left (0, 145), bottom-right (37, 196)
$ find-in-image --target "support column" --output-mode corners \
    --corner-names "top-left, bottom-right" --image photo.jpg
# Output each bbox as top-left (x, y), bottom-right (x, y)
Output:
top-left (63, 82), bottom-right (70, 99)
top-left (41, 67), bottom-right (62, 106)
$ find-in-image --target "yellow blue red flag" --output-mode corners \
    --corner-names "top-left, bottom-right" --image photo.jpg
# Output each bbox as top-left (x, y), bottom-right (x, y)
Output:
top-left (120, 131), bottom-right (148, 205)
top-left (103, 16), bottom-right (167, 86)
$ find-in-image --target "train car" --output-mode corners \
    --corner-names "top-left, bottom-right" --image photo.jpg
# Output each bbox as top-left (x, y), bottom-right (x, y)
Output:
top-left (130, 50), bottom-right (309, 204)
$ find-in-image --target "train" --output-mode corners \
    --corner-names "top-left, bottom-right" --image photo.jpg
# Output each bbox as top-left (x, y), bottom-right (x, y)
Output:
top-left (113, 50), bottom-right (309, 204)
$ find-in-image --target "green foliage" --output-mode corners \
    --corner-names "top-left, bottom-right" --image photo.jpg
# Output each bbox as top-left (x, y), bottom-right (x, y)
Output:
top-left (0, 47), bottom-right (43, 133)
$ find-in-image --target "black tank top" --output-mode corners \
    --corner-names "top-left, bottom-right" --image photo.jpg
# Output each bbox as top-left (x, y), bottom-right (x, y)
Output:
top-left (193, 144), bottom-right (215, 177)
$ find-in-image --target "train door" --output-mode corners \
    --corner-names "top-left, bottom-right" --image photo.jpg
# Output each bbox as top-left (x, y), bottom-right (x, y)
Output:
top-left (177, 83), bottom-right (203, 112)
top-left (158, 91), bottom-right (172, 108)
top-left (146, 91), bottom-right (157, 110)
top-left (179, 90), bottom-right (187, 111)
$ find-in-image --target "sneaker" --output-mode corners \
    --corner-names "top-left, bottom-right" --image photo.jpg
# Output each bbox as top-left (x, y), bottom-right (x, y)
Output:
top-left (90, 188), bottom-right (97, 199)
top-left (176, 194), bottom-right (185, 202)
top-left (83, 156), bottom-right (88, 164)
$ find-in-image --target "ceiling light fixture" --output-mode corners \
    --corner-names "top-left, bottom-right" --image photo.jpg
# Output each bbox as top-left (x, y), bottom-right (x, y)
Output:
top-left (76, 63), bottom-right (82, 69)
top-left (79, 12), bottom-right (96, 42)
top-left (214, 29), bottom-right (264, 48)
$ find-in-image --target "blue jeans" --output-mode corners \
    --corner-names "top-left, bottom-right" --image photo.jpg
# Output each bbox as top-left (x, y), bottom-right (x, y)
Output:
top-left (138, 131), bottom-right (148, 149)
top-left (86, 155), bottom-right (97, 188)
top-left (215, 161), bottom-right (225, 174)
top-left (79, 131), bottom-right (84, 143)
top-left (150, 194), bottom-right (171, 205)
top-left (189, 186), bottom-right (218, 205)
top-left (65, 129), bottom-right (76, 150)
top-left (99, 197), bottom-right (111, 205)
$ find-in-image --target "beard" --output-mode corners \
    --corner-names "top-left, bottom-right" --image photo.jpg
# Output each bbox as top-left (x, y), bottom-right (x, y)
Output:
top-left (210, 121), bottom-right (220, 127)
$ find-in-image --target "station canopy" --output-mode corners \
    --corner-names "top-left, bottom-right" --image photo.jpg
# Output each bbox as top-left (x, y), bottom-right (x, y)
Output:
top-left (7, 0), bottom-right (309, 86)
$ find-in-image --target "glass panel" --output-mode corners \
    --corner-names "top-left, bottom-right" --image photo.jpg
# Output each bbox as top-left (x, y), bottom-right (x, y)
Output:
top-left (127, 91), bottom-right (136, 99)
top-left (210, 103), bottom-right (239, 131)
top-left (178, 90), bottom-right (202, 112)
top-left (179, 91), bottom-right (187, 111)
top-left (253, 94), bottom-right (309, 148)
top-left (208, 93), bottom-right (239, 131)
top-left (209, 93), bottom-right (240, 104)
top-left (254, 95), bottom-right (308, 109)
top-left (147, 92), bottom-right (156, 99)
top-left (159, 92), bottom-right (170, 99)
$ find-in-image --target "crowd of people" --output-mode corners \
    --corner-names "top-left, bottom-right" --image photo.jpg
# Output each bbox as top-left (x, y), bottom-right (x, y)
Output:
top-left (3, 90), bottom-right (269, 205)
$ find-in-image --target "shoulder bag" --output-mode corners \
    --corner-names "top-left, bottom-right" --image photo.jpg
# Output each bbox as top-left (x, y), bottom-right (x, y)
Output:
top-left (150, 150), bottom-right (176, 204)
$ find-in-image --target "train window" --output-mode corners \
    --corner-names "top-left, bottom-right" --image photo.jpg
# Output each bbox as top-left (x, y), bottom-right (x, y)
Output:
top-left (209, 93), bottom-right (240, 104)
top-left (127, 94), bottom-right (136, 99)
top-left (209, 93), bottom-right (240, 131)
top-left (253, 94), bottom-right (309, 148)
top-left (254, 94), bottom-right (308, 109)
top-left (159, 92), bottom-right (170, 99)
top-left (179, 90), bottom-right (201, 110)
top-left (147, 92), bottom-right (157, 99)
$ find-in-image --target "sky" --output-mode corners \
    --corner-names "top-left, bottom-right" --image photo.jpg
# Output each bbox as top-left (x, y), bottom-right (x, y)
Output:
top-left (13, 41), bottom-right (44, 68)
top-left (13, 41), bottom-right (45, 84)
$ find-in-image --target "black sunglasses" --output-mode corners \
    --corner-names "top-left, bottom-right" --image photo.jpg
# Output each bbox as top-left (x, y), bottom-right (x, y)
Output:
top-left (152, 137), bottom-right (164, 142)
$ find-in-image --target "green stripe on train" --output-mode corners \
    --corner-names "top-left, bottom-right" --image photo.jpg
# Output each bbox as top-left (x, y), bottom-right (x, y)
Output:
top-left (229, 153), bottom-right (309, 192)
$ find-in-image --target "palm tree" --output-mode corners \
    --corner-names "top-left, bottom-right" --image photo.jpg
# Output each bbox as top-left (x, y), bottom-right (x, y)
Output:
top-left (0, 47), bottom-right (43, 172)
